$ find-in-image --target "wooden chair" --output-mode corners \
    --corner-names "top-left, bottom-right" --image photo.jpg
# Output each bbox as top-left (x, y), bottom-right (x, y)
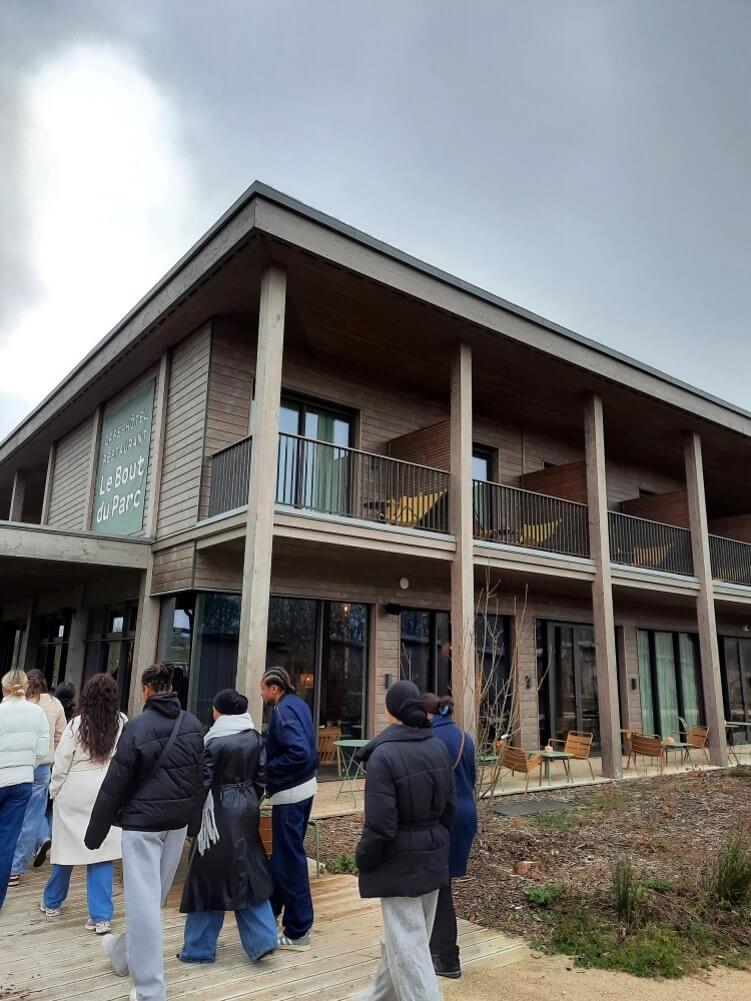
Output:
top-left (628, 732), bottom-right (664, 774)
top-left (685, 725), bottom-right (710, 765)
top-left (551, 731), bottom-right (596, 781)
top-left (497, 743), bottom-right (543, 795)
top-left (318, 726), bottom-right (342, 773)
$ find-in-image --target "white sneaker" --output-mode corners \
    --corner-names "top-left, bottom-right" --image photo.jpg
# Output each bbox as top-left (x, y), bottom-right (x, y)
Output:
top-left (39, 901), bottom-right (61, 917)
top-left (277, 932), bottom-right (312, 952)
top-left (85, 918), bottom-right (111, 934)
top-left (101, 933), bottom-right (129, 977)
top-left (129, 990), bottom-right (139, 1001)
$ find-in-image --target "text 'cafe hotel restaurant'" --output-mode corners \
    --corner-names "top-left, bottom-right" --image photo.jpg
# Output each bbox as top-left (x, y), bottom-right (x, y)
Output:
top-left (2, 181), bottom-right (751, 779)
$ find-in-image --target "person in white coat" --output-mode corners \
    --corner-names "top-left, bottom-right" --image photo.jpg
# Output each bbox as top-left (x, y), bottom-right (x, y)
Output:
top-left (0, 670), bottom-right (49, 910)
top-left (9, 669), bottom-right (67, 885)
top-left (41, 673), bottom-right (126, 933)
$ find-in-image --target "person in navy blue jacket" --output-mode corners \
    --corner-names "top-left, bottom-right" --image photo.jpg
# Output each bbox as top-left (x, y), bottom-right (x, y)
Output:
top-left (260, 667), bottom-right (319, 952)
top-left (423, 693), bottom-right (478, 979)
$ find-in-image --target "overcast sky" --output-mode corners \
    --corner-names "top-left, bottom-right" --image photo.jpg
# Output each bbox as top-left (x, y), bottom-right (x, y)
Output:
top-left (1, 1), bottom-right (750, 438)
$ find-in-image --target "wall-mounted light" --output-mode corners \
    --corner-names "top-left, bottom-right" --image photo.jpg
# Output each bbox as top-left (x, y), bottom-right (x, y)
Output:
top-left (631, 677), bottom-right (638, 691)
top-left (385, 603), bottom-right (403, 616)
top-left (384, 673), bottom-right (393, 690)
top-left (525, 675), bottom-right (532, 689)
top-left (399, 577), bottom-right (410, 590)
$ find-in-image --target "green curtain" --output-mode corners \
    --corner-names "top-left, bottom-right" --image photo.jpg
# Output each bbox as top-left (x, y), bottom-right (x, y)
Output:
top-left (678, 634), bottom-right (701, 729)
top-left (654, 632), bottom-right (679, 738)
top-left (310, 413), bottom-right (349, 515)
top-left (637, 630), bottom-right (655, 735)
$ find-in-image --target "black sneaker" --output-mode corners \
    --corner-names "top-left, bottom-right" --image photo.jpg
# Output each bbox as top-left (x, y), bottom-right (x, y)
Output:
top-left (432, 958), bottom-right (462, 979)
top-left (33, 840), bottom-right (52, 868)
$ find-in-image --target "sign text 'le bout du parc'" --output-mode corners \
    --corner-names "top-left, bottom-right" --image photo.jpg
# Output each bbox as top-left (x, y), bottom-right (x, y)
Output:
top-left (93, 379), bottom-right (155, 536)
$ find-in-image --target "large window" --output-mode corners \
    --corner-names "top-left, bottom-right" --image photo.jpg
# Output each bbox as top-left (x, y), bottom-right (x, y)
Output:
top-left (277, 396), bottom-right (354, 514)
top-left (187, 593), bottom-right (242, 726)
top-left (0, 622), bottom-right (26, 674)
top-left (266, 596), bottom-right (368, 739)
top-left (399, 608), bottom-right (510, 713)
top-left (84, 602), bottom-right (138, 711)
top-left (537, 621), bottom-right (600, 749)
top-left (636, 629), bottom-right (703, 738)
top-left (156, 593), bottom-right (195, 707)
top-left (35, 612), bottom-right (71, 691)
top-left (720, 636), bottom-right (751, 741)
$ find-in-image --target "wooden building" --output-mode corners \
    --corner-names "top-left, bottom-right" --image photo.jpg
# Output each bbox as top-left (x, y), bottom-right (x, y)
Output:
top-left (2, 182), bottom-right (751, 776)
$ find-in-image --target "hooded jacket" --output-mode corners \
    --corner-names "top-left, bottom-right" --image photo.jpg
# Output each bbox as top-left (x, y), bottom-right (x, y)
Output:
top-left (85, 692), bottom-right (204, 849)
top-left (355, 724), bottom-right (455, 898)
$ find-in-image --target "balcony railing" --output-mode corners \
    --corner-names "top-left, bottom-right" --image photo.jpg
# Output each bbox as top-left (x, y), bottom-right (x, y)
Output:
top-left (472, 480), bottom-right (590, 558)
top-left (208, 436), bottom-right (253, 517)
top-left (709, 534), bottom-right (751, 586)
top-left (208, 433), bottom-right (451, 533)
top-left (608, 512), bottom-right (694, 576)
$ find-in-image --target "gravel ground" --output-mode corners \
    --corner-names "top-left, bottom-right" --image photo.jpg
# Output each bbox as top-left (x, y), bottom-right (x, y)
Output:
top-left (314, 769), bottom-right (751, 942)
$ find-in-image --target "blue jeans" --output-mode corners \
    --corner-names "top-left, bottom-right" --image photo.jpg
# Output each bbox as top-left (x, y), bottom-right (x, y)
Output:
top-left (43, 861), bottom-right (114, 922)
top-left (181, 902), bottom-right (277, 963)
top-left (270, 797), bottom-right (314, 940)
top-left (11, 764), bottom-right (51, 876)
top-left (0, 783), bottom-right (32, 909)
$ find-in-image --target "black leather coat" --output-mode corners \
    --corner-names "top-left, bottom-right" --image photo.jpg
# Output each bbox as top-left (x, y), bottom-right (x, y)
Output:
top-left (180, 728), bottom-right (273, 913)
top-left (355, 724), bottom-right (456, 898)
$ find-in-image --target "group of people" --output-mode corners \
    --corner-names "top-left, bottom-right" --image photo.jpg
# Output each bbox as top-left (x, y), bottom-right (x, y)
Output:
top-left (0, 661), bottom-right (477, 1001)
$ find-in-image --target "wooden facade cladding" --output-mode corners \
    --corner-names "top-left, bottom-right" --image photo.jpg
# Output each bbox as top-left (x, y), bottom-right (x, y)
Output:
top-left (622, 489), bottom-right (690, 528)
top-left (199, 321), bottom-right (255, 520)
top-left (387, 420), bottom-right (450, 470)
top-left (151, 542), bottom-right (195, 595)
top-left (521, 459), bottom-right (588, 503)
top-left (46, 415), bottom-right (96, 531)
top-left (156, 326), bottom-right (211, 537)
top-left (709, 514), bottom-right (751, 544)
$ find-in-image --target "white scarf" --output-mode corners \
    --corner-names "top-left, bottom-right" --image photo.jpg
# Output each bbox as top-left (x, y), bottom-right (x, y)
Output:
top-left (197, 712), bottom-right (256, 856)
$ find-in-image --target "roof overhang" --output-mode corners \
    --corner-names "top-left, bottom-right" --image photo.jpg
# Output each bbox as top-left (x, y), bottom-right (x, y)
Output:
top-left (3, 181), bottom-right (751, 468)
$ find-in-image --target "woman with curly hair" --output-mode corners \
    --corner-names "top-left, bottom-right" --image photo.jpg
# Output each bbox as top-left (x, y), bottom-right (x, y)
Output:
top-left (41, 673), bottom-right (127, 933)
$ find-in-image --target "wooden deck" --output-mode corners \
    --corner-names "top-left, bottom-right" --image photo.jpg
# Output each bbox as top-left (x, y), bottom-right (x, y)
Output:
top-left (0, 863), bottom-right (525, 1000)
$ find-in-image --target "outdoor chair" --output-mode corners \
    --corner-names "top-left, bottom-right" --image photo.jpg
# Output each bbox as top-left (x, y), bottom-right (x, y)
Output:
top-left (685, 725), bottom-right (710, 765)
top-left (318, 725), bottom-right (342, 772)
top-left (550, 730), bottom-right (596, 781)
top-left (497, 743), bottom-right (543, 795)
top-left (628, 732), bottom-right (664, 774)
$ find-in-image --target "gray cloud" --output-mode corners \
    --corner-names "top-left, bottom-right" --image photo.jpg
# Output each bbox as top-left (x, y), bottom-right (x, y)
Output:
top-left (2, 0), bottom-right (750, 433)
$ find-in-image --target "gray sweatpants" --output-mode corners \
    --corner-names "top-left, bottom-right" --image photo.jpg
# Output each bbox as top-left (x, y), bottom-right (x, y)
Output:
top-left (358, 891), bottom-right (441, 1001)
top-left (107, 828), bottom-right (187, 1001)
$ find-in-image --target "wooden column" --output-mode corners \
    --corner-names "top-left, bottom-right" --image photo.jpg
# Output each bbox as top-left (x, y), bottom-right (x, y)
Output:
top-left (236, 265), bottom-right (287, 721)
top-left (684, 431), bottom-right (728, 766)
top-left (9, 471), bottom-right (26, 522)
top-left (584, 394), bottom-right (622, 778)
top-left (41, 444), bottom-right (55, 525)
top-left (450, 342), bottom-right (476, 735)
top-left (65, 587), bottom-right (88, 694)
top-left (82, 407), bottom-right (103, 530)
top-left (129, 560), bottom-right (160, 717)
top-left (144, 352), bottom-right (171, 537)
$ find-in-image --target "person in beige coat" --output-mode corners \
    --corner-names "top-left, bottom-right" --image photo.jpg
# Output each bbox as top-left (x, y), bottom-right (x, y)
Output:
top-left (41, 673), bottom-right (126, 934)
top-left (8, 669), bottom-right (67, 885)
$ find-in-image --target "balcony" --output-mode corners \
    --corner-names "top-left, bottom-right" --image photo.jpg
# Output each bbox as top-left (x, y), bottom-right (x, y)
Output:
top-left (608, 511), bottom-right (694, 576)
top-left (709, 534), bottom-right (751, 586)
top-left (472, 480), bottom-right (590, 558)
top-left (208, 432), bottom-right (450, 533)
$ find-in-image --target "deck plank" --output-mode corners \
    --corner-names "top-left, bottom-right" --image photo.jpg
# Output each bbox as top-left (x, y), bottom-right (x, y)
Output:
top-left (0, 866), bottom-right (526, 1001)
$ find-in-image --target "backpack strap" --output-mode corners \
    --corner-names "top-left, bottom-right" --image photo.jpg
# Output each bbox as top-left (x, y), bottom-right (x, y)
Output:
top-left (453, 730), bottom-right (466, 770)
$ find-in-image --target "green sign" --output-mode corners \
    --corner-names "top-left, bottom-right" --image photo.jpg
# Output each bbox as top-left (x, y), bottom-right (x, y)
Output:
top-left (93, 379), bottom-right (155, 536)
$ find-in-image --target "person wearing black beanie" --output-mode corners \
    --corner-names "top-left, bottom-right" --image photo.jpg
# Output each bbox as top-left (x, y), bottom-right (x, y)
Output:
top-left (354, 681), bottom-right (455, 1001)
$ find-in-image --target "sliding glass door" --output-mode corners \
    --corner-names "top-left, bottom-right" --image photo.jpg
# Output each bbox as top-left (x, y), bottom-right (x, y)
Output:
top-left (721, 637), bottom-right (751, 740)
top-left (537, 621), bottom-right (600, 749)
top-left (637, 630), bottom-right (703, 738)
top-left (266, 596), bottom-right (368, 739)
top-left (277, 397), bottom-right (353, 515)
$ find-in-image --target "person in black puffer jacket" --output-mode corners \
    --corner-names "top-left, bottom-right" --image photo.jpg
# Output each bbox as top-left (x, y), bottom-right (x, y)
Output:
top-left (178, 688), bottom-right (277, 965)
top-left (85, 663), bottom-right (203, 1001)
top-left (355, 680), bottom-right (455, 1001)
